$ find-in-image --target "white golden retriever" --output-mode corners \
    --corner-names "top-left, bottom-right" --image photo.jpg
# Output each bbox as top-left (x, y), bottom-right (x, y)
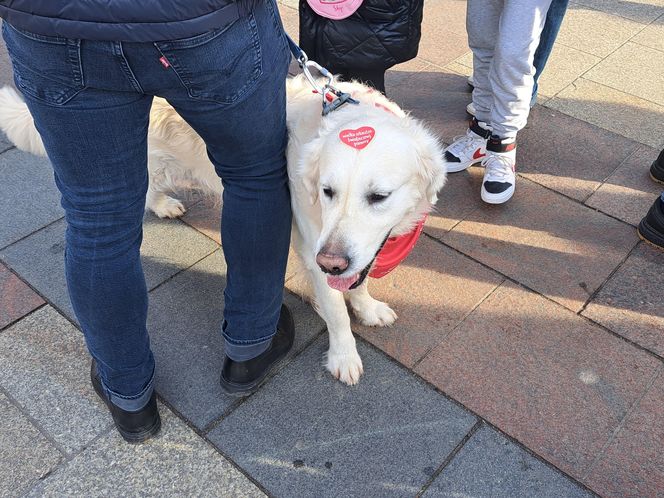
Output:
top-left (0, 75), bottom-right (446, 385)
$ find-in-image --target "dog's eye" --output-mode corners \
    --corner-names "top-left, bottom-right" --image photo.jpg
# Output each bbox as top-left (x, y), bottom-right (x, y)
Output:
top-left (367, 192), bottom-right (390, 204)
top-left (323, 187), bottom-right (335, 199)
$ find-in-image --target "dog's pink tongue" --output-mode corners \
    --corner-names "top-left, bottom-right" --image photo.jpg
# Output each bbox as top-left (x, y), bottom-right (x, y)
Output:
top-left (327, 274), bottom-right (359, 292)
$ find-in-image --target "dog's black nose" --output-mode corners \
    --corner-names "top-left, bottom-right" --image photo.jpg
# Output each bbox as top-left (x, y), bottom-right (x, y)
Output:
top-left (316, 251), bottom-right (350, 275)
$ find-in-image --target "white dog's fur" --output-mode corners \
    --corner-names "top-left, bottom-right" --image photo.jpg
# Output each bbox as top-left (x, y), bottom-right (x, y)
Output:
top-left (0, 76), bottom-right (445, 385)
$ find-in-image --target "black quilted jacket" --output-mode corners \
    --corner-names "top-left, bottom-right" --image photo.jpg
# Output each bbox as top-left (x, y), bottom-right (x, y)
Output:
top-left (298, 0), bottom-right (424, 71)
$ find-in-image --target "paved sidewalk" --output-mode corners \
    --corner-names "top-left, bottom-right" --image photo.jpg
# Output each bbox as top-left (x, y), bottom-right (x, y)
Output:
top-left (1, 2), bottom-right (663, 496)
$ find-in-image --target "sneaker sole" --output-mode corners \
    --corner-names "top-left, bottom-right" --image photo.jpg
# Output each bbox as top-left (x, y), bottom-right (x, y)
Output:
top-left (637, 220), bottom-right (664, 250)
top-left (481, 185), bottom-right (515, 204)
top-left (91, 375), bottom-right (161, 444)
top-left (445, 158), bottom-right (484, 173)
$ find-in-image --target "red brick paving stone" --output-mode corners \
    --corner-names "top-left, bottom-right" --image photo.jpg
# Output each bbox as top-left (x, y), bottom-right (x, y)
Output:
top-left (423, 0), bottom-right (468, 38)
top-left (584, 369), bottom-right (664, 498)
top-left (585, 145), bottom-right (663, 226)
top-left (0, 263), bottom-right (44, 329)
top-left (353, 234), bottom-right (503, 367)
top-left (386, 58), bottom-right (434, 89)
top-left (440, 177), bottom-right (639, 312)
top-left (389, 70), bottom-right (473, 146)
top-left (414, 281), bottom-right (662, 479)
top-left (518, 105), bottom-right (640, 202)
top-left (416, 28), bottom-right (470, 72)
top-left (582, 243), bottom-right (664, 357)
top-left (426, 165), bottom-right (485, 236)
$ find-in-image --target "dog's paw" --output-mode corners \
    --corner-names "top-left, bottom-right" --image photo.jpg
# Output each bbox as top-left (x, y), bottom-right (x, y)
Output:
top-left (150, 196), bottom-right (186, 218)
top-left (352, 298), bottom-right (397, 327)
top-left (325, 350), bottom-right (364, 385)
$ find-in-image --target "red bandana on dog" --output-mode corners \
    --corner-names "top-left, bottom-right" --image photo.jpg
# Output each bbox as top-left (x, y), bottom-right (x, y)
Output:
top-left (339, 126), bottom-right (375, 150)
top-left (369, 215), bottom-right (427, 279)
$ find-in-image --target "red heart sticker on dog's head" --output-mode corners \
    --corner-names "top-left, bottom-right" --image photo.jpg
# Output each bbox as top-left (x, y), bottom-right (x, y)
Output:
top-left (339, 126), bottom-right (375, 150)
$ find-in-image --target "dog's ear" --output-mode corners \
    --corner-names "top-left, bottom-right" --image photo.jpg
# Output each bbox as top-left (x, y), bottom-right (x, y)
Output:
top-left (410, 120), bottom-right (447, 204)
top-left (297, 135), bottom-right (325, 205)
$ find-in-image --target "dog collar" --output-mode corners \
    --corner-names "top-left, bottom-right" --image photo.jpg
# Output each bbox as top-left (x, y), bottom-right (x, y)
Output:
top-left (369, 215), bottom-right (427, 279)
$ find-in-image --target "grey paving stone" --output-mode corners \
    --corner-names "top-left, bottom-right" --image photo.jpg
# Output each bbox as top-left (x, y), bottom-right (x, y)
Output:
top-left (424, 425), bottom-right (593, 498)
top-left (0, 306), bottom-right (110, 454)
top-left (27, 404), bottom-right (265, 498)
top-left (0, 391), bottom-right (62, 498)
top-left (0, 214), bottom-right (218, 322)
top-left (0, 131), bottom-right (10, 154)
top-left (148, 249), bottom-right (325, 429)
top-left (208, 338), bottom-right (477, 498)
top-left (0, 148), bottom-right (63, 249)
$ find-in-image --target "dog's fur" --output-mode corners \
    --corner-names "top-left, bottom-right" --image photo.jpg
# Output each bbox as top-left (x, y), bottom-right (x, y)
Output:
top-left (0, 76), bottom-right (445, 385)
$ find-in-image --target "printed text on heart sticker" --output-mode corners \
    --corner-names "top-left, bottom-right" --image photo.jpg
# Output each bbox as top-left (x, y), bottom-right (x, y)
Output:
top-left (339, 126), bottom-right (375, 150)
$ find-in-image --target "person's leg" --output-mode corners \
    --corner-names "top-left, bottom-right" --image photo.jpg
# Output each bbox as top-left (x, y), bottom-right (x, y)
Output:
top-left (442, 0), bottom-right (501, 174)
top-left (147, 0), bottom-right (293, 363)
top-left (489, 0), bottom-right (552, 139)
top-left (531, 0), bottom-right (569, 105)
top-left (480, 0), bottom-right (552, 204)
top-left (2, 24), bottom-right (155, 409)
top-left (466, 0), bottom-right (502, 125)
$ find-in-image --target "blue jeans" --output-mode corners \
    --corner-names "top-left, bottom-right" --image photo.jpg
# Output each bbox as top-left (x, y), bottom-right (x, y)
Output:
top-left (531, 0), bottom-right (569, 106)
top-left (2, 1), bottom-right (292, 411)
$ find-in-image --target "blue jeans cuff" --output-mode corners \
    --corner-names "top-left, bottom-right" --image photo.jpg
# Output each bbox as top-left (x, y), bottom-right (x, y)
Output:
top-left (103, 373), bottom-right (155, 412)
top-left (224, 337), bottom-right (272, 361)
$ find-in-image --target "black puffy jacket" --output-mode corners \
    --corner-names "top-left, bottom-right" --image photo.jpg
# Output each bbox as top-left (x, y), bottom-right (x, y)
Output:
top-left (298, 0), bottom-right (424, 72)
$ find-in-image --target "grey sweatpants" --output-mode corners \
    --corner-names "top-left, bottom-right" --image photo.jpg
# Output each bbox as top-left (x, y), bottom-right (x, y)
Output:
top-left (467, 0), bottom-right (553, 138)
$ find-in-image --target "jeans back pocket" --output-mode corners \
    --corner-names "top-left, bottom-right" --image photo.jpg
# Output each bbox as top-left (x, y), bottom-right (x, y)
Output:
top-left (2, 22), bottom-right (84, 106)
top-left (154, 13), bottom-right (262, 106)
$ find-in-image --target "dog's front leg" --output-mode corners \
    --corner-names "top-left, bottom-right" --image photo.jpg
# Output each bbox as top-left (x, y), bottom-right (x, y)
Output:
top-left (348, 279), bottom-right (397, 327)
top-left (309, 270), bottom-right (364, 385)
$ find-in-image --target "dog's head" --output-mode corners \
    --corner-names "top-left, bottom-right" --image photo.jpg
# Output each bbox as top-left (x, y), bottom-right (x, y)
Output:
top-left (297, 106), bottom-right (446, 291)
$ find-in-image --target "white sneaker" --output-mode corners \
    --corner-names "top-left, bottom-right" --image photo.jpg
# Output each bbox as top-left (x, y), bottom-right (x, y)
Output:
top-left (443, 119), bottom-right (491, 173)
top-left (466, 102), bottom-right (476, 116)
top-left (481, 140), bottom-right (516, 204)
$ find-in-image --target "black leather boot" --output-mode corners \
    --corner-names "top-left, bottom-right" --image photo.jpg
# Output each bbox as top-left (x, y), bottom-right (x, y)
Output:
top-left (220, 304), bottom-right (295, 397)
top-left (91, 361), bottom-right (161, 443)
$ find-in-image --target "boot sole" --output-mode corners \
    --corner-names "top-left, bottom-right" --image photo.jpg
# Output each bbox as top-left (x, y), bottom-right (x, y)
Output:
top-left (649, 172), bottom-right (664, 185)
top-left (91, 373), bottom-right (161, 444)
top-left (637, 221), bottom-right (664, 251)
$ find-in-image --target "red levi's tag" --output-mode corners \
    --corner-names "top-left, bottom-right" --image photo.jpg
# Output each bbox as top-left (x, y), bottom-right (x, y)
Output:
top-left (159, 56), bottom-right (170, 68)
top-left (369, 215), bottom-right (427, 279)
top-left (339, 126), bottom-right (375, 150)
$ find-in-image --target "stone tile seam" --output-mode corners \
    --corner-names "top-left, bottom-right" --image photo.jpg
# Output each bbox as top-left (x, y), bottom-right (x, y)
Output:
top-left (415, 419), bottom-right (484, 498)
top-left (427, 227), bottom-right (664, 364)
top-left (568, 0), bottom-right (664, 27)
top-left (580, 363), bottom-right (664, 481)
top-left (0, 302), bottom-right (47, 335)
top-left (153, 393), bottom-right (274, 498)
top-left (0, 383), bottom-right (70, 459)
top-left (351, 334), bottom-right (601, 497)
top-left (145, 244), bottom-right (220, 294)
top-left (0, 216), bottom-right (64, 254)
top-left (409, 263), bottom-right (505, 371)
top-left (18, 422), bottom-right (117, 498)
top-left (200, 317), bottom-right (328, 434)
top-left (579, 74), bottom-right (664, 109)
top-left (578, 143), bottom-right (646, 205)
